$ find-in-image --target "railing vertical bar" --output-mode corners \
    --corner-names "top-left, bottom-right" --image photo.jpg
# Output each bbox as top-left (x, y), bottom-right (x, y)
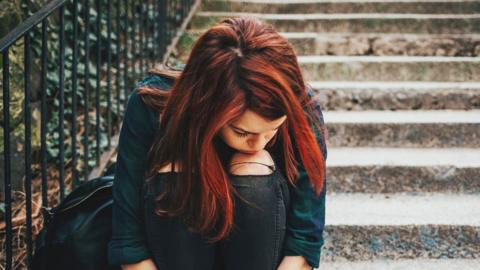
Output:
top-left (24, 32), bottom-right (34, 270)
top-left (165, 0), bottom-right (170, 43)
top-left (183, 0), bottom-right (186, 21)
top-left (158, 0), bottom-right (166, 61)
top-left (40, 19), bottom-right (49, 225)
top-left (131, 0), bottom-right (137, 84)
top-left (152, 0), bottom-right (157, 63)
top-left (164, 0), bottom-right (168, 43)
top-left (3, 49), bottom-right (13, 270)
top-left (58, 5), bottom-right (66, 200)
top-left (107, 0), bottom-right (112, 149)
top-left (83, 0), bottom-right (91, 182)
top-left (146, 0), bottom-right (152, 67)
top-left (95, 0), bottom-right (101, 166)
top-left (168, 0), bottom-right (172, 41)
top-left (71, 0), bottom-right (79, 188)
top-left (115, 0), bottom-right (121, 131)
top-left (139, 2), bottom-right (144, 78)
top-left (123, 0), bottom-right (129, 107)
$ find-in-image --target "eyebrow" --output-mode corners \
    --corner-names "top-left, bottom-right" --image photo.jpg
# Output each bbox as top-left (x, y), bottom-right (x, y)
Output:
top-left (229, 123), bottom-right (283, 135)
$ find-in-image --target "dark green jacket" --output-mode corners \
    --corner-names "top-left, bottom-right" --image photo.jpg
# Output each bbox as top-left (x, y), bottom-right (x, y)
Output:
top-left (107, 73), bottom-right (327, 268)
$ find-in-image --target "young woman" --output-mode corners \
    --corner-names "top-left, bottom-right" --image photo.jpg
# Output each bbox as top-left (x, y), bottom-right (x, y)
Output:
top-left (108, 17), bottom-right (328, 270)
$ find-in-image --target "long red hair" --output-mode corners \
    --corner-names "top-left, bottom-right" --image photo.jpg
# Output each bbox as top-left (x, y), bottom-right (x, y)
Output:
top-left (137, 16), bottom-right (326, 244)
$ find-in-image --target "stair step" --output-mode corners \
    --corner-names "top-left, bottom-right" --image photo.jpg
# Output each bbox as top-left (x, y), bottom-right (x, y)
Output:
top-left (323, 110), bottom-right (480, 147)
top-left (326, 148), bottom-right (479, 193)
top-left (326, 193), bottom-right (480, 225)
top-left (321, 223), bottom-right (480, 260)
top-left (200, 0), bottom-right (480, 14)
top-left (318, 193), bottom-right (480, 262)
top-left (191, 12), bottom-right (480, 34)
top-left (311, 81), bottom-right (480, 110)
top-left (283, 32), bottom-right (480, 56)
top-left (318, 259), bottom-right (480, 270)
top-left (325, 110), bottom-right (480, 123)
top-left (185, 3), bottom-right (480, 267)
top-left (298, 56), bottom-right (480, 81)
top-left (181, 31), bottom-right (480, 57)
top-left (328, 147), bottom-right (480, 167)
top-left (327, 165), bottom-right (479, 193)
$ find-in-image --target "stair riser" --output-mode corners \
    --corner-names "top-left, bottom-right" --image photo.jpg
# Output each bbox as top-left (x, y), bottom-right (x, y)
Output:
top-left (301, 62), bottom-right (480, 81)
top-left (327, 166), bottom-right (479, 193)
top-left (191, 16), bottom-right (480, 34)
top-left (319, 259), bottom-right (480, 270)
top-left (321, 225), bottom-right (480, 261)
top-left (289, 36), bottom-right (480, 56)
top-left (315, 88), bottom-right (480, 110)
top-left (326, 123), bottom-right (480, 148)
top-left (201, 1), bottom-right (480, 14)
top-left (181, 32), bottom-right (480, 57)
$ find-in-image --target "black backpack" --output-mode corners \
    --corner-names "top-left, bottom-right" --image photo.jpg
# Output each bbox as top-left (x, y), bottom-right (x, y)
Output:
top-left (32, 164), bottom-right (121, 270)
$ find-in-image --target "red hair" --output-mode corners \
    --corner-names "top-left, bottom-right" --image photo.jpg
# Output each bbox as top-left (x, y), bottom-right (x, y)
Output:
top-left (138, 16), bottom-right (326, 243)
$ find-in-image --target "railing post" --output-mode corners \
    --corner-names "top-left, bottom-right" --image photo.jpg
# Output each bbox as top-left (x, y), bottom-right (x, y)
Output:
top-left (59, 5), bottom-right (66, 200)
top-left (83, 0), bottom-right (90, 182)
top-left (24, 32), bottom-right (33, 270)
top-left (3, 48), bottom-right (13, 270)
top-left (71, 0), bottom-right (80, 189)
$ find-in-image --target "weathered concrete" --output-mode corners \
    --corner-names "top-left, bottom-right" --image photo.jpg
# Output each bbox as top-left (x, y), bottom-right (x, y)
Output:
top-left (325, 110), bottom-right (480, 123)
top-left (181, 31), bottom-right (480, 57)
top-left (326, 193), bottom-right (480, 225)
top-left (310, 81), bottom-right (480, 110)
top-left (191, 13), bottom-right (480, 34)
top-left (200, 0), bottom-right (480, 14)
top-left (318, 259), bottom-right (480, 270)
top-left (299, 56), bottom-right (480, 81)
top-left (327, 166), bottom-right (479, 194)
top-left (320, 225), bottom-right (480, 261)
top-left (327, 122), bottom-right (480, 148)
top-left (283, 33), bottom-right (480, 56)
top-left (323, 110), bottom-right (480, 147)
top-left (327, 147), bottom-right (480, 167)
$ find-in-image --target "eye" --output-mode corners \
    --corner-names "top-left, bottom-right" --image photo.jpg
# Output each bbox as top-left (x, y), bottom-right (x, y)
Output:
top-left (234, 131), bottom-right (249, 138)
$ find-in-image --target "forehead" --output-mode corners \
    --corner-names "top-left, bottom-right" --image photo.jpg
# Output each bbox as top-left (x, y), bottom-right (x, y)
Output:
top-left (232, 110), bottom-right (287, 130)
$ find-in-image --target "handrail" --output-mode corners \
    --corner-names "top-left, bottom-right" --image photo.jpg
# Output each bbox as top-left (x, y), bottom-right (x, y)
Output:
top-left (0, 0), bottom-right (67, 52)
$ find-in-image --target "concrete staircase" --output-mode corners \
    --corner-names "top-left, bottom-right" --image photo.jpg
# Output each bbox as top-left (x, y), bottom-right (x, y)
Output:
top-left (171, 1), bottom-right (480, 269)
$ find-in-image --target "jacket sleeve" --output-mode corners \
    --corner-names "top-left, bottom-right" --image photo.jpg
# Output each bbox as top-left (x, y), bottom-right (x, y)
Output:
top-left (282, 84), bottom-right (328, 269)
top-left (107, 88), bottom-right (158, 266)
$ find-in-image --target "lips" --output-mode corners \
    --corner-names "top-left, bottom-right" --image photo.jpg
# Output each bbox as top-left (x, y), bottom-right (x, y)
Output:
top-left (242, 150), bottom-right (259, 154)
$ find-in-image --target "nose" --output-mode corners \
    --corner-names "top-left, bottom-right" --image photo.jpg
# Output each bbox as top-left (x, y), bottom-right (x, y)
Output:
top-left (247, 135), bottom-right (267, 151)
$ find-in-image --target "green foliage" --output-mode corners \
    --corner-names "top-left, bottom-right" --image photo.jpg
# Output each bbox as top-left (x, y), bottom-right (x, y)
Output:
top-left (2, 0), bottom-right (127, 174)
top-left (1, 0), bottom-right (187, 177)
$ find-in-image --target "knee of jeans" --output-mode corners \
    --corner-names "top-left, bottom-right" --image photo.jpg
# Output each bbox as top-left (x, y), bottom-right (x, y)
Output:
top-left (229, 150), bottom-right (275, 175)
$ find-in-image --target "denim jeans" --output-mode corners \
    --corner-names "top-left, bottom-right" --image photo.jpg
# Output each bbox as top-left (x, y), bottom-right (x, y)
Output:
top-left (142, 165), bottom-right (291, 270)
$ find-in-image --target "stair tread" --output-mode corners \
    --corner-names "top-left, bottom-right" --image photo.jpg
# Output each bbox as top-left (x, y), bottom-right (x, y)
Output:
top-left (328, 147), bottom-right (480, 167)
top-left (318, 259), bottom-right (480, 270)
top-left (196, 11), bottom-right (480, 20)
top-left (279, 31), bottom-right (480, 38)
top-left (309, 81), bottom-right (480, 89)
top-left (298, 55), bottom-right (480, 62)
top-left (326, 193), bottom-right (480, 225)
top-left (188, 29), bottom-right (480, 39)
top-left (324, 110), bottom-right (480, 123)
top-left (215, 0), bottom-right (479, 3)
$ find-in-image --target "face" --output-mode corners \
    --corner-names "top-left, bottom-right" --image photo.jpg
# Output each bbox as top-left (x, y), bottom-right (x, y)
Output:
top-left (218, 109), bottom-right (287, 155)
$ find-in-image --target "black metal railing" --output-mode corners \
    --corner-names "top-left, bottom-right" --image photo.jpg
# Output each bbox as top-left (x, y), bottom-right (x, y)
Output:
top-left (0, 0), bottom-right (197, 269)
